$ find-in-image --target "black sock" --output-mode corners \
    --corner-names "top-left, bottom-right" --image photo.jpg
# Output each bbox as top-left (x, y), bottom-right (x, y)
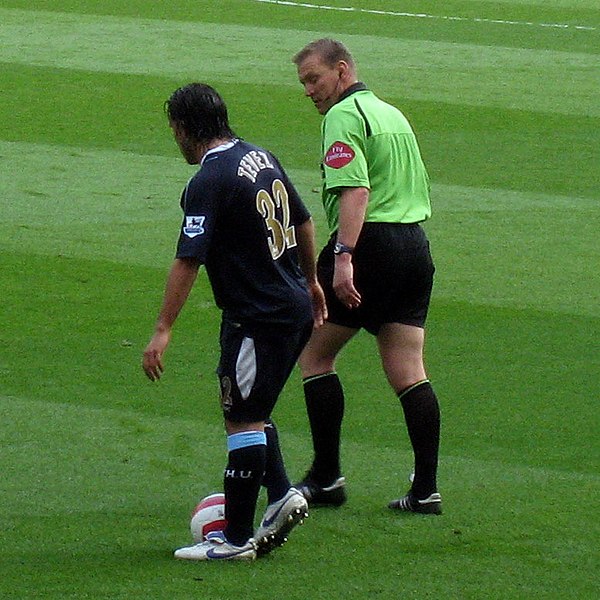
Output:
top-left (223, 444), bottom-right (266, 546)
top-left (398, 380), bottom-right (440, 499)
top-left (303, 372), bottom-right (345, 485)
top-left (262, 419), bottom-right (291, 504)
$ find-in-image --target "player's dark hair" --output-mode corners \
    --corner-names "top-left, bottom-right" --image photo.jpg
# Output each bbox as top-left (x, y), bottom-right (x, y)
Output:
top-left (165, 83), bottom-right (236, 144)
top-left (292, 38), bottom-right (355, 69)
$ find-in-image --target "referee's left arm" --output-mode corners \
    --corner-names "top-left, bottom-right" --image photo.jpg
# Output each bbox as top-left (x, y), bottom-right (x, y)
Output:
top-left (333, 186), bottom-right (368, 309)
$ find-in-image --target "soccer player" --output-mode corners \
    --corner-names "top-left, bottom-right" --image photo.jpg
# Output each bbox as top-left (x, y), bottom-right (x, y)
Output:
top-left (142, 83), bottom-right (327, 560)
top-left (292, 39), bottom-right (442, 514)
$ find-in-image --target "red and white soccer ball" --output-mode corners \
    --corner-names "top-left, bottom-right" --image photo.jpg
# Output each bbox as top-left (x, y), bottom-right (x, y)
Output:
top-left (190, 493), bottom-right (227, 543)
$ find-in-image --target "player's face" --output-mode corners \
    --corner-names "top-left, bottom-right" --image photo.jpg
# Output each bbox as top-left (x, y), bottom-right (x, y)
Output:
top-left (169, 119), bottom-right (197, 165)
top-left (297, 54), bottom-right (344, 115)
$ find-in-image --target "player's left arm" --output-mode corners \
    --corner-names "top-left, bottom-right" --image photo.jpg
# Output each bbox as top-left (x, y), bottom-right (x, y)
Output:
top-left (333, 186), bottom-right (369, 309)
top-left (296, 217), bottom-right (327, 328)
top-left (142, 257), bottom-right (200, 381)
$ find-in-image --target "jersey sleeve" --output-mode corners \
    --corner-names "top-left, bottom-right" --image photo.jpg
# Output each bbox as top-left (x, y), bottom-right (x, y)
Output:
top-left (174, 175), bottom-right (218, 262)
top-left (322, 104), bottom-right (370, 191)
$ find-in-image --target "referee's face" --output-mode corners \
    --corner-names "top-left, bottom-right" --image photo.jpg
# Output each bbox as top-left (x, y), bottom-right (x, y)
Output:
top-left (297, 54), bottom-right (343, 115)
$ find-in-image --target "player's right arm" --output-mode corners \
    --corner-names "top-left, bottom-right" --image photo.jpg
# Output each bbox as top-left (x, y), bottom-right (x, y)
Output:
top-left (142, 257), bottom-right (200, 381)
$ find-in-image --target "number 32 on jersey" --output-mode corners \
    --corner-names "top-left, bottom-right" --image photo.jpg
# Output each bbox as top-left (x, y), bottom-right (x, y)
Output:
top-left (256, 179), bottom-right (297, 260)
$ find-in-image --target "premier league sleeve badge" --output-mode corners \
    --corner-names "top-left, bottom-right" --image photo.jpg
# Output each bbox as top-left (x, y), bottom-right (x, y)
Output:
top-left (183, 215), bottom-right (206, 238)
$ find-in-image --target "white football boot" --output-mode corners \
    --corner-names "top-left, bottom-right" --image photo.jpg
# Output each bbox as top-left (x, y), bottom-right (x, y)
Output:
top-left (255, 487), bottom-right (308, 556)
top-left (174, 530), bottom-right (256, 561)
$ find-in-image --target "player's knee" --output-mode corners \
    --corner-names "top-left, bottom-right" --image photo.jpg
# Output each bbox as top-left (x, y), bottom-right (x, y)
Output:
top-left (382, 358), bottom-right (426, 393)
top-left (298, 351), bottom-right (334, 378)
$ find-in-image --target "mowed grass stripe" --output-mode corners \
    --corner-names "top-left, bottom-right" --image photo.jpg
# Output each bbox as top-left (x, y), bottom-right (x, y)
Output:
top-left (1, 0), bottom-right (597, 54)
top-left (1, 247), bottom-right (597, 471)
top-left (1, 65), bottom-right (598, 201)
top-left (251, 0), bottom-right (597, 30)
top-left (1, 7), bottom-right (598, 117)
top-left (2, 394), bottom-right (598, 600)
top-left (3, 393), bottom-right (598, 524)
top-left (0, 139), bottom-right (323, 267)
top-left (0, 395), bottom-right (226, 515)
top-left (1, 139), bottom-right (597, 318)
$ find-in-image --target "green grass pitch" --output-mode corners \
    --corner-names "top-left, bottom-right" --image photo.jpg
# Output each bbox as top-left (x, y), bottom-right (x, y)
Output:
top-left (1, 1), bottom-right (599, 598)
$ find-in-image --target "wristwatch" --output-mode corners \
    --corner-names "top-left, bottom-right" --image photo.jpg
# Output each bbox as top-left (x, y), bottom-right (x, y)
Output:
top-left (333, 242), bottom-right (354, 256)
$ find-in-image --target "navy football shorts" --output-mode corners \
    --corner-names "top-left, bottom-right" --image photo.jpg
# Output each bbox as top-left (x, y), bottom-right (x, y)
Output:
top-left (318, 222), bottom-right (435, 335)
top-left (217, 318), bottom-right (312, 423)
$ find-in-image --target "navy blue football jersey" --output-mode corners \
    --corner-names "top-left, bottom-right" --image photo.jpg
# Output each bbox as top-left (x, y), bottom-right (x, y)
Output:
top-left (175, 139), bottom-right (312, 327)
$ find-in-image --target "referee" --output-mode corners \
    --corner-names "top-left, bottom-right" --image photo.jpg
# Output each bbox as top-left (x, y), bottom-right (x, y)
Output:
top-left (292, 39), bottom-right (442, 514)
top-left (142, 83), bottom-right (327, 560)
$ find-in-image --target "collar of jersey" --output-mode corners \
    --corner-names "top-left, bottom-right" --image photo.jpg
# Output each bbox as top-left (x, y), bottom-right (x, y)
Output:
top-left (335, 82), bottom-right (368, 106)
top-left (200, 138), bottom-right (239, 166)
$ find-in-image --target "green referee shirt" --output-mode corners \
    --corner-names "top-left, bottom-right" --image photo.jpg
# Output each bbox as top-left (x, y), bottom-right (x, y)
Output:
top-left (321, 83), bottom-right (431, 234)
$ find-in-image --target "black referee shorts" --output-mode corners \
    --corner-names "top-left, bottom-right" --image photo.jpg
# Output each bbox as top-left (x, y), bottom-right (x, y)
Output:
top-left (318, 222), bottom-right (435, 335)
top-left (216, 318), bottom-right (313, 423)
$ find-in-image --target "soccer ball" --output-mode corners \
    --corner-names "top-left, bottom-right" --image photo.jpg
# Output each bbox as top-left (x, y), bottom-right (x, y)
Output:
top-left (190, 493), bottom-right (227, 543)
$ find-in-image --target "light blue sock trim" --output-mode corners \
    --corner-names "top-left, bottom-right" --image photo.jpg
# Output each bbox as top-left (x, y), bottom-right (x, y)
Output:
top-left (227, 431), bottom-right (267, 452)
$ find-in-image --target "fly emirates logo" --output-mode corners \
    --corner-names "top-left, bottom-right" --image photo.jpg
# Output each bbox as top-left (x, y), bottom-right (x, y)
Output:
top-left (324, 141), bottom-right (355, 169)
